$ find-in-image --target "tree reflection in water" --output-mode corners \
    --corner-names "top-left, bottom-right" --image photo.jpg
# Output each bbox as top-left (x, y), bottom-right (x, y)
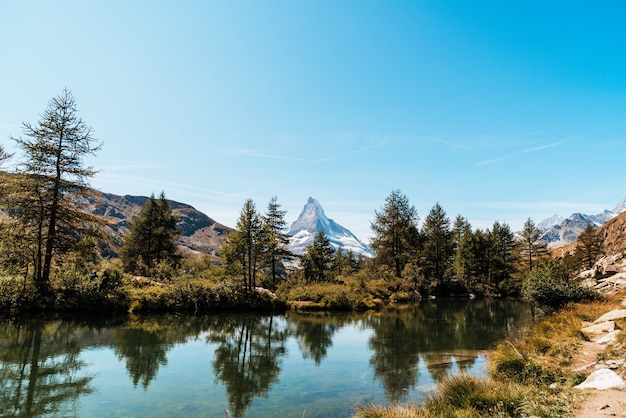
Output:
top-left (0, 300), bottom-right (532, 417)
top-left (366, 299), bottom-right (531, 401)
top-left (206, 314), bottom-right (289, 418)
top-left (0, 319), bottom-right (94, 417)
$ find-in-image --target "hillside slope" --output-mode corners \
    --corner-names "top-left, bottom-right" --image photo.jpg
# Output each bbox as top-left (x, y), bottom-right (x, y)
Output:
top-left (88, 192), bottom-right (232, 257)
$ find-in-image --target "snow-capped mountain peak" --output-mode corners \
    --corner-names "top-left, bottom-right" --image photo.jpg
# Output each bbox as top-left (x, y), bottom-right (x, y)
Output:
top-left (288, 197), bottom-right (374, 258)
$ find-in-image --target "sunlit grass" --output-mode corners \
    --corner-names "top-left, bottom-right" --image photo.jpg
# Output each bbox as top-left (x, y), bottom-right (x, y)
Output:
top-left (354, 293), bottom-right (626, 418)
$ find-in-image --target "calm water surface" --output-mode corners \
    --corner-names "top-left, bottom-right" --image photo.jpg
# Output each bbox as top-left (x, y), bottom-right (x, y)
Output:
top-left (0, 299), bottom-right (533, 417)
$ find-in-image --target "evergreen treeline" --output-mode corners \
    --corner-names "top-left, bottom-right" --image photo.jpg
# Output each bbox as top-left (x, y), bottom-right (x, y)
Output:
top-left (0, 91), bottom-right (604, 314)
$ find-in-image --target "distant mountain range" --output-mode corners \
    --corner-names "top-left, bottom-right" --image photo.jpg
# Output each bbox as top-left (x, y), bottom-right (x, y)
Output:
top-left (287, 197), bottom-right (375, 258)
top-left (86, 192), bottom-right (375, 259)
top-left (539, 197), bottom-right (626, 248)
top-left (87, 190), bottom-right (626, 256)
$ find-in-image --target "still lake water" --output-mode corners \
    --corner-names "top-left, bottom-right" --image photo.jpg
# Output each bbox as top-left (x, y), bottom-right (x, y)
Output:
top-left (0, 299), bottom-right (533, 418)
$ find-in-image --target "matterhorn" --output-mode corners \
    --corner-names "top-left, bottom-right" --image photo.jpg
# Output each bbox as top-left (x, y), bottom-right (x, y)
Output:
top-left (287, 197), bottom-right (375, 258)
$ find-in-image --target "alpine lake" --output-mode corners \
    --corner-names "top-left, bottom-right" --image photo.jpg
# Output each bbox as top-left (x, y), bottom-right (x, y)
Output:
top-left (0, 299), bottom-right (533, 418)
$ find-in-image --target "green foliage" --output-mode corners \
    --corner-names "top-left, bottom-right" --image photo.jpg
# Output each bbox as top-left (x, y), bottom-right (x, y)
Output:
top-left (453, 221), bottom-right (518, 297)
top-left (522, 258), bottom-right (600, 308)
top-left (517, 218), bottom-right (548, 273)
top-left (421, 203), bottom-right (454, 291)
top-left (370, 190), bottom-right (420, 278)
top-left (119, 192), bottom-right (182, 274)
top-left (221, 198), bottom-right (265, 289)
top-left (2, 89), bottom-right (103, 293)
top-left (575, 222), bottom-right (604, 270)
top-left (0, 276), bottom-right (38, 315)
top-left (127, 278), bottom-right (285, 313)
top-left (262, 196), bottom-right (292, 287)
top-left (300, 231), bottom-right (336, 283)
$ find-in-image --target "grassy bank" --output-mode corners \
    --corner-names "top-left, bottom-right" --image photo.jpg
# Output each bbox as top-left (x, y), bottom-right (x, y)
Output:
top-left (0, 262), bottom-right (427, 315)
top-left (354, 295), bottom-right (626, 418)
top-left (0, 261), bottom-right (287, 315)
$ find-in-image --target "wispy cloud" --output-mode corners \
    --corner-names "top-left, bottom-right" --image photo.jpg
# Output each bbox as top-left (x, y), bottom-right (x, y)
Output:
top-left (225, 148), bottom-right (305, 162)
top-left (477, 141), bottom-right (566, 166)
top-left (427, 136), bottom-right (477, 152)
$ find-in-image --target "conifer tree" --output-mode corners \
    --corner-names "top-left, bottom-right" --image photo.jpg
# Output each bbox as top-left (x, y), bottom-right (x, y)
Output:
top-left (517, 218), bottom-right (547, 272)
top-left (421, 203), bottom-right (454, 290)
top-left (490, 221), bottom-right (517, 294)
top-left (300, 231), bottom-right (335, 282)
top-left (452, 215), bottom-right (472, 283)
top-left (370, 190), bottom-right (420, 278)
top-left (3, 89), bottom-right (102, 293)
top-left (263, 196), bottom-right (292, 286)
top-left (575, 223), bottom-right (603, 270)
top-left (119, 192), bottom-right (181, 274)
top-left (222, 198), bottom-right (265, 289)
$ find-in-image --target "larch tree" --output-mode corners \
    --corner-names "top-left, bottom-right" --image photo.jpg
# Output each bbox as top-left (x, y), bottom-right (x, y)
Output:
top-left (119, 192), bottom-right (181, 274)
top-left (517, 218), bottom-right (547, 272)
top-left (263, 196), bottom-right (292, 287)
top-left (222, 198), bottom-right (266, 290)
top-left (370, 190), bottom-right (420, 278)
top-left (3, 89), bottom-right (102, 293)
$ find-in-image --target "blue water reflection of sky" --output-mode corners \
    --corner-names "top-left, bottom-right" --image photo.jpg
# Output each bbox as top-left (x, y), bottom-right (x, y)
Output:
top-left (77, 323), bottom-right (488, 418)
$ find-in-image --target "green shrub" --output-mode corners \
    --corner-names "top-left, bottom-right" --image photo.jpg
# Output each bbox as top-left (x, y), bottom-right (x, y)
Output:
top-left (0, 276), bottom-right (38, 314)
top-left (522, 259), bottom-right (600, 309)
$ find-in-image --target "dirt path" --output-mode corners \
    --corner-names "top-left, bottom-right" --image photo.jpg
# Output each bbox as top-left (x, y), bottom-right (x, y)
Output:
top-left (573, 322), bottom-right (626, 417)
top-left (575, 390), bottom-right (626, 417)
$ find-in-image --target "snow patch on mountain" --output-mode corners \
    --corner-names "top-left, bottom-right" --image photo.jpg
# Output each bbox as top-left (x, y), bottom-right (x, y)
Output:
top-left (540, 197), bottom-right (626, 248)
top-left (537, 214), bottom-right (565, 231)
top-left (288, 197), bottom-right (375, 258)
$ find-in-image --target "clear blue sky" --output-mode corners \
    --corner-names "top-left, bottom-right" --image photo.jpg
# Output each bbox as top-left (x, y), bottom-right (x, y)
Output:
top-left (2, 1), bottom-right (626, 241)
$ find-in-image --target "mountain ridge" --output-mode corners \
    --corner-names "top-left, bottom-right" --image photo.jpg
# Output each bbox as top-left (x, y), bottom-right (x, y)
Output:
top-left (87, 191), bottom-right (233, 257)
top-left (540, 197), bottom-right (626, 248)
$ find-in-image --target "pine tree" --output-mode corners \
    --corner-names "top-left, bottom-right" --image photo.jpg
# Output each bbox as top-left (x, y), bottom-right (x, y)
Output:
top-left (119, 192), bottom-right (181, 274)
top-left (3, 89), bottom-right (102, 293)
top-left (370, 190), bottom-right (420, 278)
top-left (452, 215), bottom-right (472, 283)
top-left (421, 203), bottom-right (454, 291)
top-left (300, 231), bottom-right (335, 282)
top-left (490, 221), bottom-right (517, 295)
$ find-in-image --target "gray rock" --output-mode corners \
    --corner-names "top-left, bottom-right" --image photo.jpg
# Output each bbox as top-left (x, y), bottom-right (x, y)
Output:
top-left (575, 368), bottom-right (626, 390)
top-left (596, 330), bottom-right (621, 345)
top-left (594, 309), bottom-right (626, 324)
top-left (581, 321), bottom-right (616, 340)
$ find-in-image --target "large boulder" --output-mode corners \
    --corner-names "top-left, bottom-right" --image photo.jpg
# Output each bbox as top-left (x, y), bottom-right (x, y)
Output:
top-left (575, 369), bottom-right (626, 390)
